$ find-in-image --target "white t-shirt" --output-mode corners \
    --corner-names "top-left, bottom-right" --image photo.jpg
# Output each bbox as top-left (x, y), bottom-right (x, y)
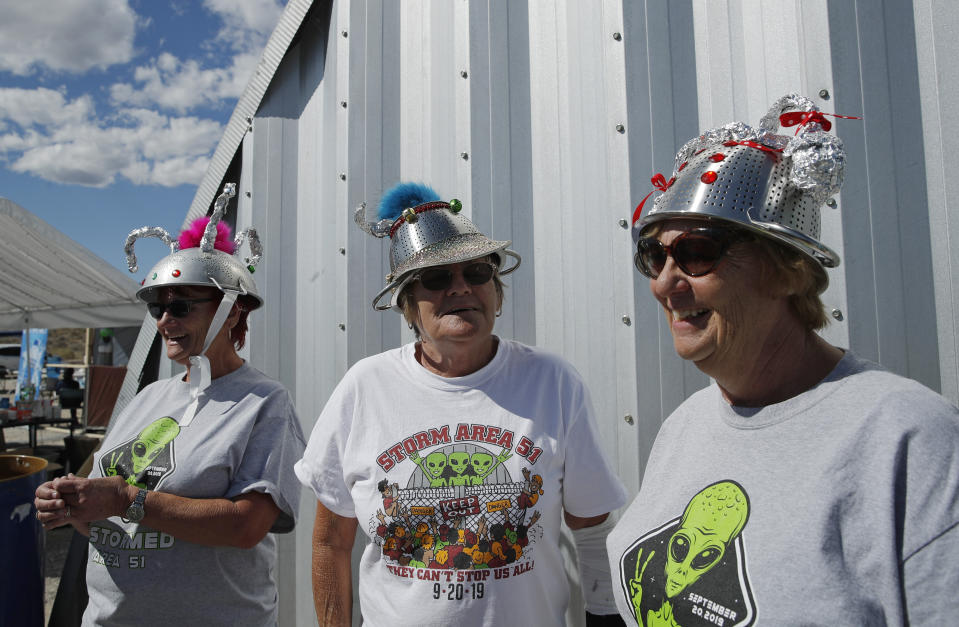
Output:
top-left (296, 338), bottom-right (626, 627)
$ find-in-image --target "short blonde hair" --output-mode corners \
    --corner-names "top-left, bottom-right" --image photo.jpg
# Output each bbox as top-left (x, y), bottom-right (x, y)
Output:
top-left (748, 234), bottom-right (829, 330)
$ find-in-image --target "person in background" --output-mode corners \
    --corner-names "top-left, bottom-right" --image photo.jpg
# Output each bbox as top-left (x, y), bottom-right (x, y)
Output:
top-left (296, 182), bottom-right (628, 626)
top-left (56, 367), bottom-right (82, 422)
top-left (34, 185), bottom-right (305, 626)
top-left (607, 94), bottom-right (959, 626)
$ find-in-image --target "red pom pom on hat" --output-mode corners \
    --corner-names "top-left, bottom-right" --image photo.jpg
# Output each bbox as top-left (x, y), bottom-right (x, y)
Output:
top-left (178, 217), bottom-right (235, 254)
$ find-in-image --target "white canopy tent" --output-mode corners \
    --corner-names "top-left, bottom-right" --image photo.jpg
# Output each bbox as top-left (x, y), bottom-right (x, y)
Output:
top-left (0, 197), bottom-right (147, 330)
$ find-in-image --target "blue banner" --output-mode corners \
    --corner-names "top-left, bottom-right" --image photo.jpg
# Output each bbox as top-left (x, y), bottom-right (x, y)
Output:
top-left (15, 328), bottom-right (48, 402)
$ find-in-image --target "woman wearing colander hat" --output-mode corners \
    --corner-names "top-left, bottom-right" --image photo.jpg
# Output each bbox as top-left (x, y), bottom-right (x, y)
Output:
top-left (33, 185), bottom-right (306, 626)
top-left (606, 95), bottom-right (959, 625)
top-left (295, 183), bottom-right (627, 626)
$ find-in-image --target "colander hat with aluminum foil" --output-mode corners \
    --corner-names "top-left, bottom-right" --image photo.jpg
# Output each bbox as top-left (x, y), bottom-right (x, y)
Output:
top-left (631, 93), bottom-right (858, 274)
top-left (356, 182), bottom-right (521, 312)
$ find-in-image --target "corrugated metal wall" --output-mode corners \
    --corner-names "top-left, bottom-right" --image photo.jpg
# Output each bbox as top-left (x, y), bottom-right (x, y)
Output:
top-left (210, 0), bottom-right (959, 624)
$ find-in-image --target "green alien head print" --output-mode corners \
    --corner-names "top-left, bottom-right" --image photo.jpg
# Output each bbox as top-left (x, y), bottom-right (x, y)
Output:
top-left (100, 417), bottom-right (180, 490)
top-left (618, 480), bottom-right (756, 627)
top-left (664, 481), bottom-right (749, 598)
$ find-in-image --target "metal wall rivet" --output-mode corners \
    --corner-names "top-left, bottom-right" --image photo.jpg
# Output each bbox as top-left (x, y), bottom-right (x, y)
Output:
top-left (819, 88), bottom-right (830, 100)
top-left (612, 32), bottom-right (622, 41)
top-left (245, 191), bottom-right (251, 198)
top-left (622, 315), bottom-right (631, 326)
top-left (460, 70), bottom-right (468, 78)
top-left (825, 198), bottom-right (837, 208)
top-left (615, 124), bottom-right (625, 134)
top-left (338, 247), bottom-right (346, 255)
top-left (831, 308), bottom-right (844, 321)
top-left (618, 218), bottom-right (628, 229)
top-left (340, 101), bottom-right (347, 108)
top-left (338, 323), bottom-right (346, 330)
top-left (460, 152), bottom-right (469, 160)
top-left (341, 30), bottom-right (348, 38)
top-left (624, 414), bottom-right (634, 425)
top-left (339, 173), bottom-right (346, 181)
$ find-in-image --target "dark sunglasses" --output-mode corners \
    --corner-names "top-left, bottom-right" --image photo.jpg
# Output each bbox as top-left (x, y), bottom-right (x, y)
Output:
top-left (414, 262), bottom-right (497, 291)
top-left (147, 298), bottom-right (216, 320)
top-left (634, 228), bottom-right (743, 278)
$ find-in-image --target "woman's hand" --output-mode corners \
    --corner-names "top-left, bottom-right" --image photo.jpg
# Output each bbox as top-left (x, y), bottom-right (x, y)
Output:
top-left (34, 473), bottom-right (131, 531)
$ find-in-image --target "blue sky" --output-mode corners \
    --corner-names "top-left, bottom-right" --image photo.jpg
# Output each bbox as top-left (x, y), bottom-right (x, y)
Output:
top-left (0, 0), bottom-right (285, 276)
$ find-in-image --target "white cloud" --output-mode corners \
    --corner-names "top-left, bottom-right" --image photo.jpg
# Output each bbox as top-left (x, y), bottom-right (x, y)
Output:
top-left (0, 87), bottom-right (222, 188)
top-left (204, 0), bottom-right (284, 51)
top-left (0, 0), bottom-right (137, 75)
top-left (0, 87), bottom-right (94, 128)
top-left (109, 51), bottom-right (259, 113)
top-left (107, 0), bottom-right (281, 113)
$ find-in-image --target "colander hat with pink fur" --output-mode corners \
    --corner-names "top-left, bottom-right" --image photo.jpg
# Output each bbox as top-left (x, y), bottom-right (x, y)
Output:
top-left (121, 183), bottom-right (265, 426)
top-left (123, 183), bottom-right (263, 309)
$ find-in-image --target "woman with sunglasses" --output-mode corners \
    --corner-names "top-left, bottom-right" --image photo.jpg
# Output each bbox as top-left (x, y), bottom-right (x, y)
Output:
top-left (296, 182), bottom-right (627, 626)
top-left (34, 186), bottom-right (305, 626)
top-left (607, 95), bottom-right (959, 626)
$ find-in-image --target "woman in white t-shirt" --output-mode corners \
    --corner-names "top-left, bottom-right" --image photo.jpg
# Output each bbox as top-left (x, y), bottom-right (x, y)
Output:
top-left (295, 182), bottom-right (627, 627)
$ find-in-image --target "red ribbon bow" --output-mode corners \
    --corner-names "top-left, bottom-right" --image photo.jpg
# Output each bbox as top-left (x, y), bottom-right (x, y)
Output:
top-left (632, 173), bottom-right (676, 226)
top-left (779, 111), bottom-right (861, 134)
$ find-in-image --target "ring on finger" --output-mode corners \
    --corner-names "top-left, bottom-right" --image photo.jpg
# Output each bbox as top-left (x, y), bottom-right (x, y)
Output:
top-left (65, 506), bottom-right (71, 518)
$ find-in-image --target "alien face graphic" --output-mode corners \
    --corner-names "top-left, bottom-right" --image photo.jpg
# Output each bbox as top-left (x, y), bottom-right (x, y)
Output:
top-left (131, 417), bottom-right (180, 475)
top-left (448, 452), bottom-right (470, 475)
top-left (663, 481), bottom-right (748, 598)
top-left (425, 452), bottom-right (447, 478)
top-left (470, 452), bottom-right (493, 476)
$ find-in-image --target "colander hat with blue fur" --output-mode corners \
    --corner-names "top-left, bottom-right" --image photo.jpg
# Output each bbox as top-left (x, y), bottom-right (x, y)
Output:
top-left (355, 182), bottom-right (521, 312)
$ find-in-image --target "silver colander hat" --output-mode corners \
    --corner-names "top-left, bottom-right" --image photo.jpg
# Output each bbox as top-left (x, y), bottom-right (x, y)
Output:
top-left (632, 94), bottom-right (857, 269)
top-left (356, 182), bottom-right (521, 311)
top-left (123, 183), bottom-right (264, 309)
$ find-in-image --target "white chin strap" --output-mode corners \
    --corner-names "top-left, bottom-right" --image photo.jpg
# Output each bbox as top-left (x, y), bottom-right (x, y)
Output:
top-left (180, 291), bottom-right (239, 426)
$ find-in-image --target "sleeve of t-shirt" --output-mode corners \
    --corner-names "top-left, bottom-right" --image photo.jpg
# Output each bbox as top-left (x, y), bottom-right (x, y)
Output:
top-left (227, 388), bottom-right (307, 533)
top-left (294, 373), bottom-right (358, 518)
top-left (898, 389), bottom-right (959, 624)
top-left (903, 521), bottom-right (959, 624)
top-left (559, 366), bottom-right (627, 517)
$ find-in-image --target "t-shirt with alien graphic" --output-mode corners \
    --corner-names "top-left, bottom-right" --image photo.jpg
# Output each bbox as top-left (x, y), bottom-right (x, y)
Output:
top-left (83, 362), bottom-right (306, 627)
top-left (295, 338), bottom-right (627, 627)
top-left (607, 351), bottom-right (959, 627)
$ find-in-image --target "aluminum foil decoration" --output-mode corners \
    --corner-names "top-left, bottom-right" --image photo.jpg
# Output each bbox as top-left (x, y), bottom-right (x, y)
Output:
top-left (124, 183), bottom-right (264, 309)
top-left (355, 182), bottom-right (521, 312)
top-left (632, 93), bottom-right (859, 270)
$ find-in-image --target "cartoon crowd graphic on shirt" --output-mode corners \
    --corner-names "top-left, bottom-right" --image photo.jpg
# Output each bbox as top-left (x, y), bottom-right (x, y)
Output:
top-left (617, 481), bottom-right (756, 627)
top-left (367, 423), bottom-right (553, 594)
top-left (99, 416), bottom-right (180, 490)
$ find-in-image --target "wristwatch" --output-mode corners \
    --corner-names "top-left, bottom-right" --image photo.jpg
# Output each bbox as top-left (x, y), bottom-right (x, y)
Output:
top-left (123, 488), bottom-right (148, 523)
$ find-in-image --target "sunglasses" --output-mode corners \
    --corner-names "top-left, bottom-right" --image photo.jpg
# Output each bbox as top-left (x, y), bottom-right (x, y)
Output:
top-left (147, 298), bottom-right (216, 320)
top-left (634, 228), bottom-right (743, 278)
top-left (414, 262), bottom-right (497, 291)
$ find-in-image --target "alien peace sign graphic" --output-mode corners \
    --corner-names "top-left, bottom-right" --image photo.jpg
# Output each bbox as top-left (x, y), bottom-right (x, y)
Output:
top-left (618, 481), bottom-right (756, 627)
top-left (99, 417), bottom-right (180, 490)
